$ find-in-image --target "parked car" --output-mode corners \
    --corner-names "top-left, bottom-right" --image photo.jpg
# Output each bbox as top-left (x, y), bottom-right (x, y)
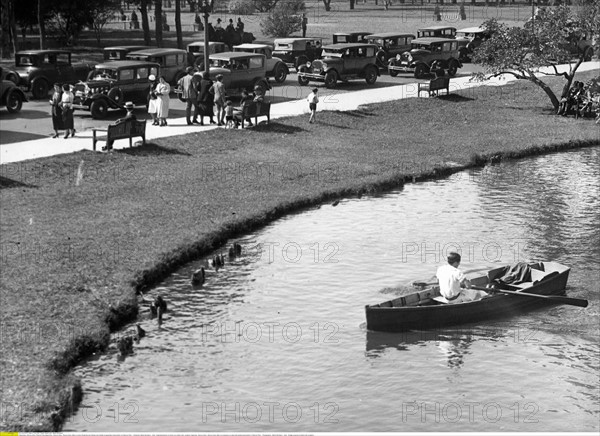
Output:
top-left (126, 48), bottom-right (187, 85)
top-left (272, 37), bottom-right (323, 71)
top-left (417, 26), bottom-right (456, 39)
top-left (186, 41), bottom-right (228, 69)
top-left (366, 33), bottom-right (415, 68)
top-left (208, 52), bottom-right (271, 95)
top-left (72, 61), bottom-right (159, 119)
top-left (10, 50), bottom-right (94, 99)
top-left (455, 27), bottom-right (493, 62)
top-left (297, 43), bottom-right (380, 88)
top-left (388, 37), bottom-right (462, 79)
top-left (103, 46), bottom-right (152, 61)
top-left (232, 43), bottom-right (289, 83)
top-left (0, 66), bottom-right (27, 113)
top-left (332, 32), bottom-right (372, 44)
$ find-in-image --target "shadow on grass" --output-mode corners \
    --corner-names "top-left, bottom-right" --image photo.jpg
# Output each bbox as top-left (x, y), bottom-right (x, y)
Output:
top-left (438, 94), bottom-right (476, 102)
top-left (343, 109), bottom-right (377, 118)
top-left (116, 142), bottom-right (192, 157)
top-left (0, 175), bottom-right (37, 190)
top-left (253, 122), bottom-right (306, 134)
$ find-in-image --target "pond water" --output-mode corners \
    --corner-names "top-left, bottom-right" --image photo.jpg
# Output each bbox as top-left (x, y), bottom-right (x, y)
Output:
top-left (64, 148), bottom-right (600, 432)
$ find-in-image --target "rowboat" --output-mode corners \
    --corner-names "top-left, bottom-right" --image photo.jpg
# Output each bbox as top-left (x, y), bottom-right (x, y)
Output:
top-left (365, 261), bottom-right (582, 332)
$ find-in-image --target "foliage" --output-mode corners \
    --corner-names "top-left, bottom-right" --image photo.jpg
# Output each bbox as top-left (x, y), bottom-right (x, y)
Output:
top-left (228, 0), bottom-right (255, 15)
top-left (472, 6), bottom-right (596, 111)
top-left (253, 0), bottom-right (279, 12)
top-left (260, 1), bottom-right (305, 37)
top-left (90, 0), bottom-right (120, 44)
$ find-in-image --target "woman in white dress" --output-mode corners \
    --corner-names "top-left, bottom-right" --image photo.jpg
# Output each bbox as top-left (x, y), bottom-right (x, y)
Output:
top-left (155, 76), bottom-right (171, 126)
top-left (147, 74), bottom-right (158, 125)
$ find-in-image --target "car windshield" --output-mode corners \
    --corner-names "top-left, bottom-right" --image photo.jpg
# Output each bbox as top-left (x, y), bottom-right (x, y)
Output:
top-left (275, 43), bottom-right (291, 50)
top-left (188, 45), bottom-right (202, 53)
top-left (16, 55), bottom-right (35, 66)
top-left (321, 49), bottom-right (344, 58)
top-left (90, 68), bottom-right (118, 80)
top-left (411, 43), bottom-right (432, 51)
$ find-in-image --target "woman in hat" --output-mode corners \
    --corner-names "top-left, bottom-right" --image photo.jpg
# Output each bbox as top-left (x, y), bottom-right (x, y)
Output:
top-left (60, 83), bottom-right (76, 138)
top-left (155, 75), bottom-right (171, 126)
top-left (49, 83), bottom-right (64, 138)
top-left (147, 74), bottom-right (159, 125)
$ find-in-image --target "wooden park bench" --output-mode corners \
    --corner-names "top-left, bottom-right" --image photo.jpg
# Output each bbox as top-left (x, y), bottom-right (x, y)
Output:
top-left (240, 101), bottom-right (271, 128)
top-left (417, 76), bottom-right (450, 98)
top-left (92, 118), bottom-right (146, 151)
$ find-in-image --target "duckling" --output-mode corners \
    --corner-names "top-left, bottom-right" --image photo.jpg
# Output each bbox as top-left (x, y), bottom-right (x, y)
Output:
top-left (191, 267), bottom-right (206, 285)
top-left (332, 200), bottom-right (340, 207)
top-left (118, 335), bottom-right (134, 356)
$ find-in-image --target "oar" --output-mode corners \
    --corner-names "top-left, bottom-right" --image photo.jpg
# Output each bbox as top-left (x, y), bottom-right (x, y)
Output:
top-left (470, 285), bottom-right (588, 308)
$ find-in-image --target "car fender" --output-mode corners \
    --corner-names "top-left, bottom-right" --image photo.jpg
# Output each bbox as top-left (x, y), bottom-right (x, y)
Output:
top-left (254, 77), bottom-right (271, 91)
top-left (365, 63), bottom-right (380, 76)
top-left (90, 94), bottom-right (119, 109)
top-left (2, 86), bottom-right (28, 103)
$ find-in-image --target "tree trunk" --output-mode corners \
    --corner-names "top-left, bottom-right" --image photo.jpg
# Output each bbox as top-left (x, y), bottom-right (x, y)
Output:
top-left (0, 0), bottom-right (11, 57)
top-left (155, 0), bottom-right (163, 47)
top-left (350, 0), bottom-right (355, 9)
top-left (9, 0), bottom-right (17, 54)
top-left (37, 0), bottom-right (45, 50)
top-left (323, 0), bottom-right (331, 11)
top-left (140, 0), bottom-right (151, 45)
top-left (175, 0), bottom-right (182, 48)
top-left (527, 72), bottom-right (560, 110)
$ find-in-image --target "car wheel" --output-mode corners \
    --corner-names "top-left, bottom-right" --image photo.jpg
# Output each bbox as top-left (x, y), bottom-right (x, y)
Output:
top-left (414, 64), bottom-right (427, 79)
top-left (107, 87), bottom-right (124, 105)
top-left (447, 60), bottom-right (459, 77)
top-left (324, 71), bottom-right (337, 88)
top-left (458, 48), bottom-right (469, 63)
top-left (364, 66), bottom-right (378, 85)
top-left (6, 89), bottom-right (23, 113)
top-left (297, 66), bottom-right (309, 86)
top-left (389, 65), bottom-right (399, 77)
top-left (90, 99), bottom-right (109, 119)
top-left (274, 63), bottom-right (287, 83)
top-left (296, 56), bottom-right (308, 71)
top-left (31, 78), bottom-right (49, 99)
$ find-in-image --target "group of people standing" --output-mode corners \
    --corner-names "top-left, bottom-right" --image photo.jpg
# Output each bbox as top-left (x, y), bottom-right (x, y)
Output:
top-left (50, 83), bottom-right (76, 138)
top-left (175, 66), bottom-right (219, 126)
top-left (147, 74), bottom-right (172, 126)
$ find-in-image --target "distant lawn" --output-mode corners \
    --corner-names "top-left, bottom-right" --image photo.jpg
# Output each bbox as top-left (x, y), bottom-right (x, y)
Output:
top-left (1, 68), bottom-right (598, 431)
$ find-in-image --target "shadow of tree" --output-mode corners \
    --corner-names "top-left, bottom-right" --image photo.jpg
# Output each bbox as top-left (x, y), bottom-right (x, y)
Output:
top-left (0, 176), bottom-right (37, 190)
top-left (438, 94), bottom-right (476, 102)
top-left (115, 142), bottom-right (192, 156)
top-left (252, 122), bottom-right (306, 134)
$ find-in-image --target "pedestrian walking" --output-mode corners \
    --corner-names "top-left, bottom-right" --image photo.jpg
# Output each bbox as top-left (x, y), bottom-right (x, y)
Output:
top-left (307, 87), bottom-right (318, 123)
top-left (211, 74), bottom-right (226, 125)
top-left (197, 72), bottom-right (216, 125)
top-left (147, 74), bottom-right (159, 125)
top-left (49, 83), bottom-right (64, 138)
top-left (178, 66), bottom-right (198, 125)
top-left (61, 84), bottom-right (75, 137)
top-left (155, 76), bottom-right (171, 126)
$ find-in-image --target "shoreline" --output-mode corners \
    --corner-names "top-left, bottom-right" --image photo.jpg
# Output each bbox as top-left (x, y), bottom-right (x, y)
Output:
top-left (2, 71), bottom-right (599, 431)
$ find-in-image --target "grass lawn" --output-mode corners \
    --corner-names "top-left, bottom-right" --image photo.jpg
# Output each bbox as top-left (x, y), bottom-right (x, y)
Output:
top-left (1, 65), bottom-right (599, 430)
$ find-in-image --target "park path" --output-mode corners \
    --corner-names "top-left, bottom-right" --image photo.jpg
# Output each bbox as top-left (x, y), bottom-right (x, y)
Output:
top-left (1, 61), bottom-right (597, 165)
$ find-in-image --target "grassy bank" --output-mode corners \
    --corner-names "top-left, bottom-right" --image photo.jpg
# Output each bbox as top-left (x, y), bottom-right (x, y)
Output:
top-left (1, 70), bottom-right (599, 431)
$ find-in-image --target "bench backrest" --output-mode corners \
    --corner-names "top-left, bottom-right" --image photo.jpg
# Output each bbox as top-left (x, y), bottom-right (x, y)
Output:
top-left (430, 77), bottom-right (450, 90)
top-left (107, 119), bottom-right (146, 140)
top-left (242, 101), bottom-right (271, 117)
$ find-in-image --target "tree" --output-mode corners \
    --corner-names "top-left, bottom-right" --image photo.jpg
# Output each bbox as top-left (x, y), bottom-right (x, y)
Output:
top-left (472, 6), bottom-right (596, 112)
top-left (254, 0), bottom-right (279, 12)
top-left (155, 0), bottom-right (163, 47)
top-left (175, 0), bottom-right (182, 48)
top-left (1, 0), bottom-right (13, 58)
top-left (322, 0), bottom-right (331, 12)
top-left (260, 1), bottom-right (305, 37)
top-left (89, 0), bottom-right (120, 45)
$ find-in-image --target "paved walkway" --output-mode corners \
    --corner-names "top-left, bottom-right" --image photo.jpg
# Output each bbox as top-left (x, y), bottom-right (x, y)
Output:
top-left (1, 62), bottom-right (597, 165)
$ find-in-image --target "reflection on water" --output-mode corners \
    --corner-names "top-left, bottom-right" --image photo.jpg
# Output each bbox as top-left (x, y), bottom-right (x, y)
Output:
top-left (65, 148), bottom-right (600, 432)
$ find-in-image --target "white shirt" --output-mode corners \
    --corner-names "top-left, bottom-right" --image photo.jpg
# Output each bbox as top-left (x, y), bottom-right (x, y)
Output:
top-left (436, 264), bottom-right (465, 300)
top-left (307, 92), bottom-right (318, 104)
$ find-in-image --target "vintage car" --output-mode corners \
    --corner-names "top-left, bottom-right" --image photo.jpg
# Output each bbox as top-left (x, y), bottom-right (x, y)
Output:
top-left (332, 32), bottom-right (372, 44)
top-left (366, 33), bottom-right (415, 68)
top-left (272, 37), bottom-right (323, 71)
top-left (208, 52), bottom-right (271, 95)
top-left (417, 26), bottom-right (456, 39)
top-left (186, 41), bottom-right (228, 69)
top-left (10, 50), bottom-right (94, 99)
top-left (388, 37), bottom-right (462, 79)
top-left (126, 48), bottom-right (187, 85)
top-left (455, 27), bottom-right (492, 62)
top-left (72, 61), bottom-right (159, 119)
top-left (232, 43), bottom-right (289, 83)
top-left (297, 43), bottom-right (380, 88)
top-left (103, 46), bottom-right (152, 61)
top-left (0, 66), bottom-right (27, 113)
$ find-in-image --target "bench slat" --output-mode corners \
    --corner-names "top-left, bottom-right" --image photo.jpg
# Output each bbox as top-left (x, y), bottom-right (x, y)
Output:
top-left (93, 119), bottom-right (146, 151)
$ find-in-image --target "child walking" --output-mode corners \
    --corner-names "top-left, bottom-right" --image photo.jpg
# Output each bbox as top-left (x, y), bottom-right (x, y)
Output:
top-left (224, 100), bottom-right (234, 129)
top-left (307, 88), bottom-right (318, 123)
